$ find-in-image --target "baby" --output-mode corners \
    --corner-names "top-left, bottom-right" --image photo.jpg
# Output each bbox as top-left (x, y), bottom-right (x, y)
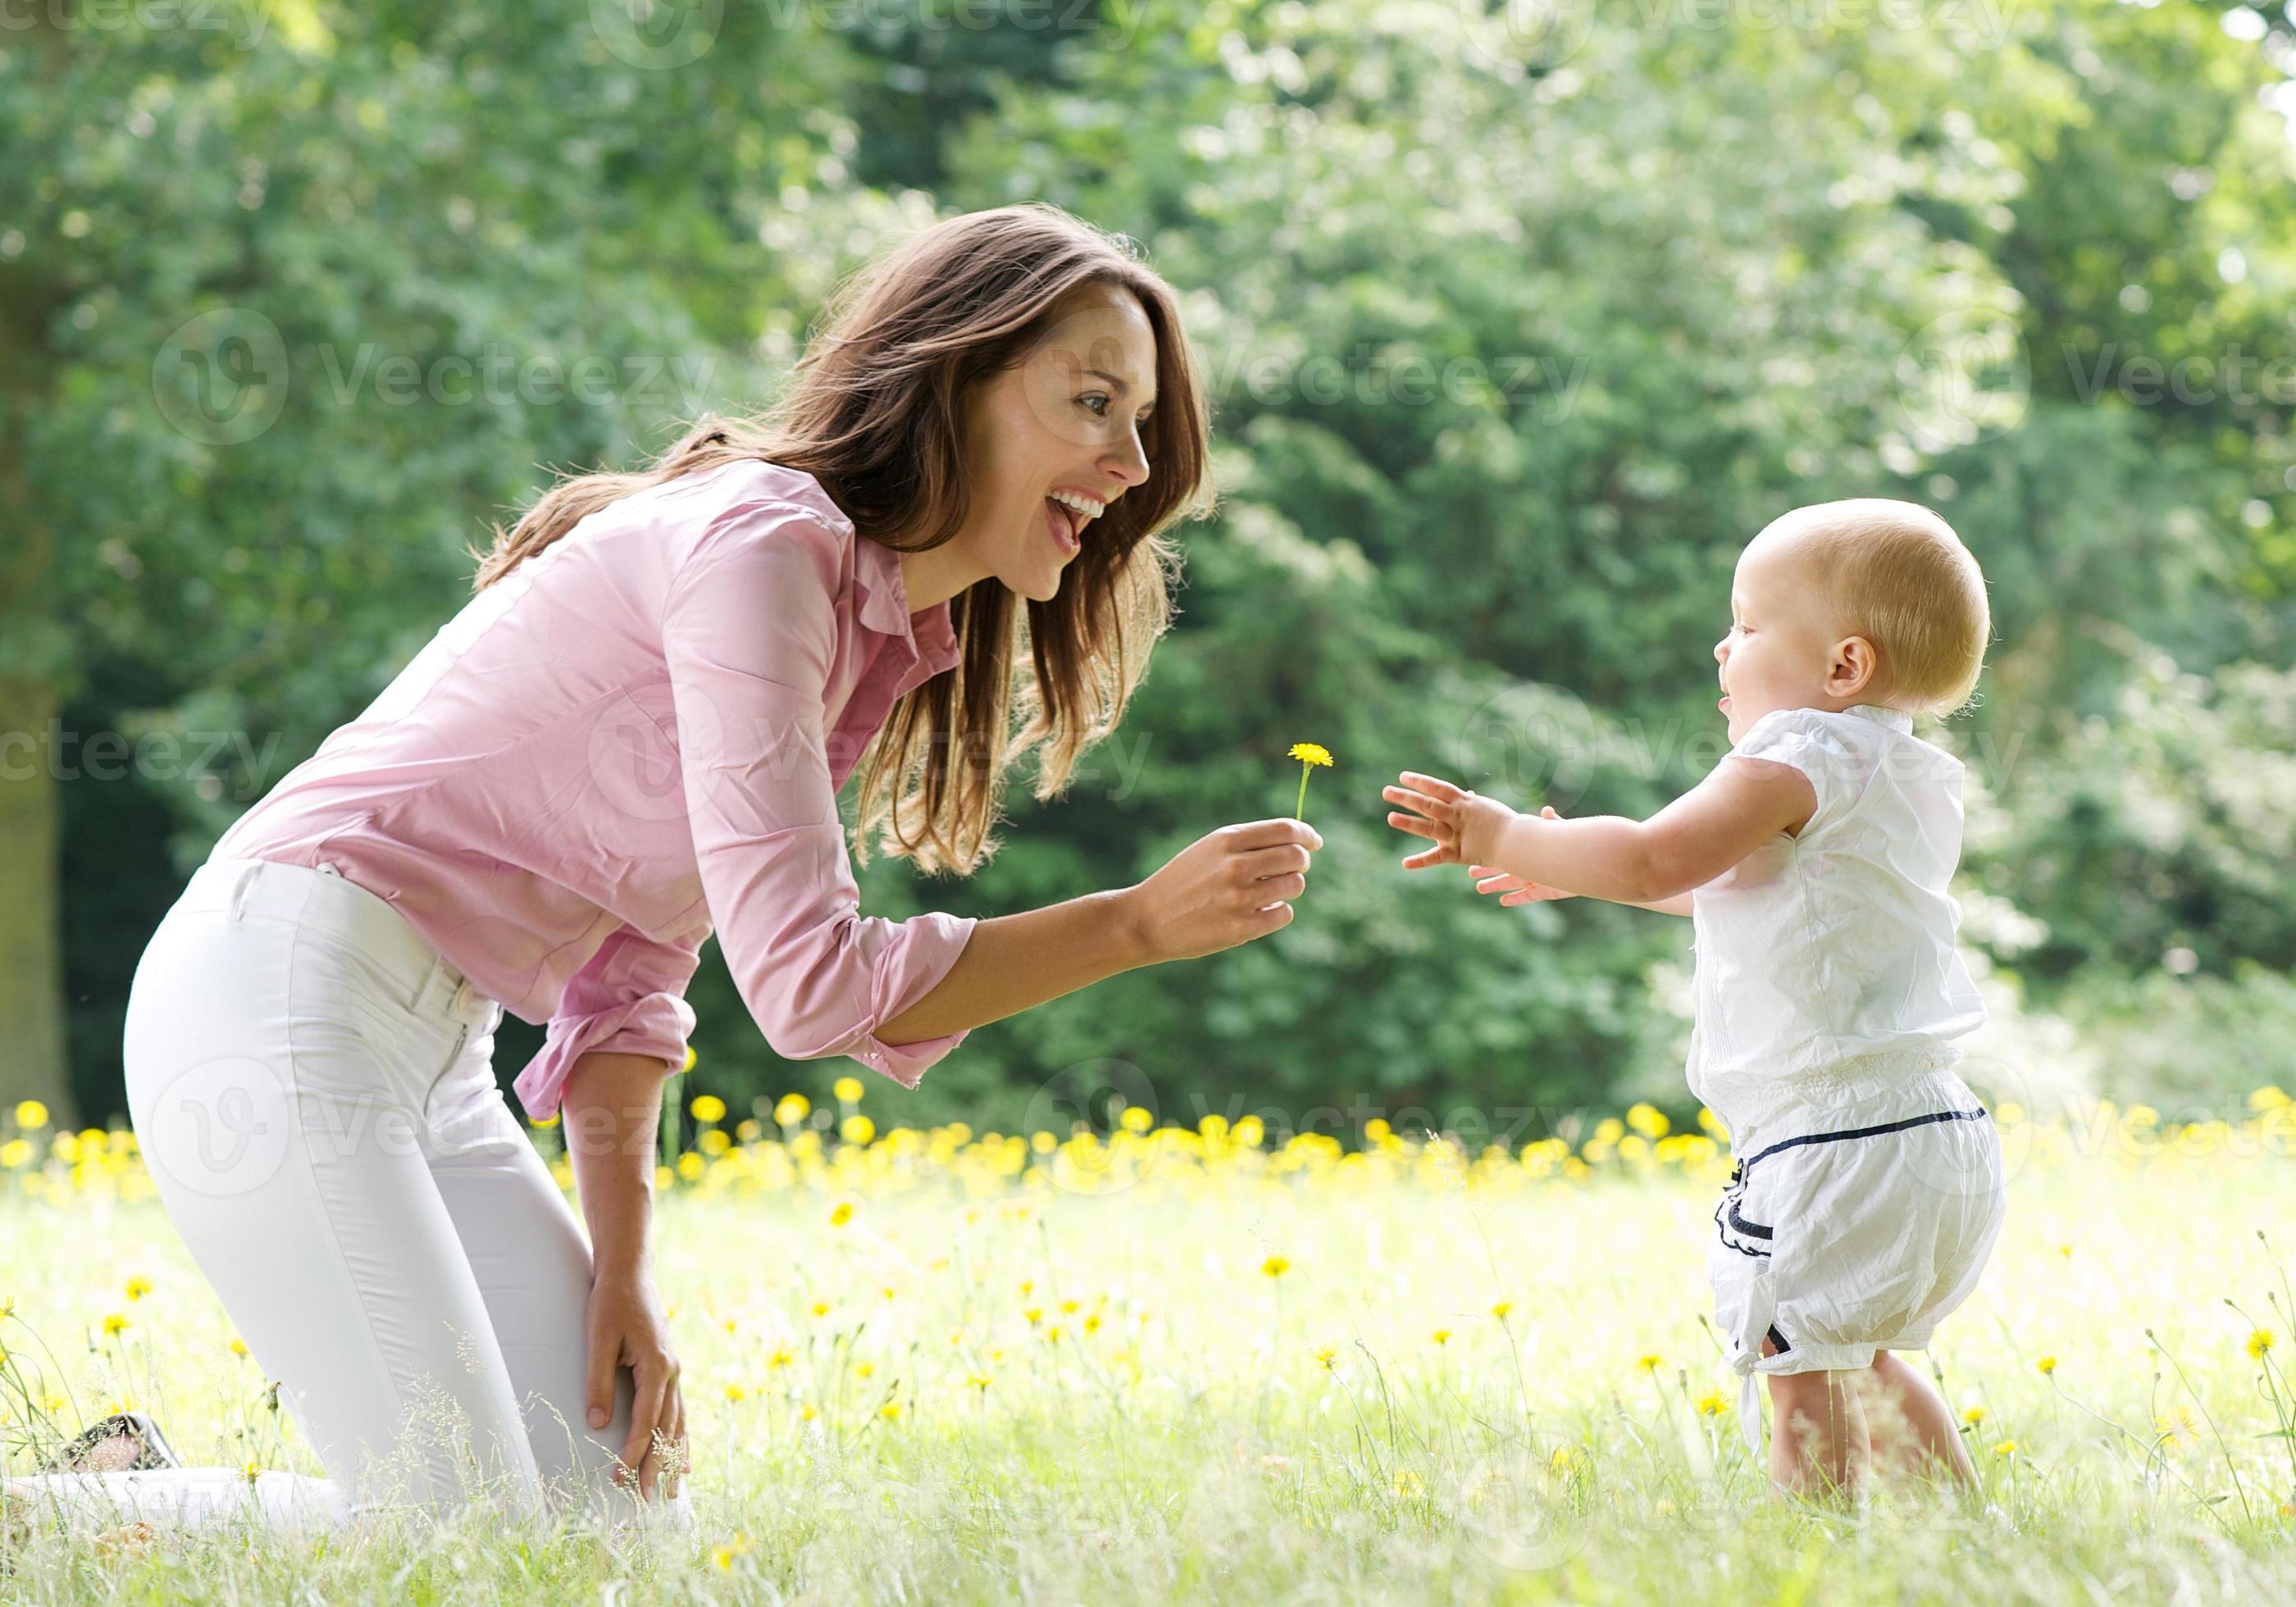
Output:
top-left (1384, 498), bottom-right (2006, 1499)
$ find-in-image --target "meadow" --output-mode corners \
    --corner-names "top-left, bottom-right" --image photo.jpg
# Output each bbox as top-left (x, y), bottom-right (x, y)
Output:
top-left (2, 1086), bottom-right (2294, 1604)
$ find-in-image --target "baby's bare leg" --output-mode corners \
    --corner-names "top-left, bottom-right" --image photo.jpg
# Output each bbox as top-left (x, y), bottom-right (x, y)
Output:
top-left (1853, 1350), bottom-right (1975, 1487)
top-left (1759, 1329), bottom-right (1871, 1500)
top-left (1765, 1369), bottom-right (1870, 1498)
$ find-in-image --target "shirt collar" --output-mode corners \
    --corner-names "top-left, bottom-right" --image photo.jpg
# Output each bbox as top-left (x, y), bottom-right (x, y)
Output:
top-left (853, 531), bottom-right (960, 677)
top-left (1843, 703), bottom-right (1915, 734)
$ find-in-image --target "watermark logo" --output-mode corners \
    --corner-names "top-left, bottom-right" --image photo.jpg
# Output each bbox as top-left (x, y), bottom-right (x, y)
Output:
top-left (152, 308), bottom-right (289, 447)
top-left (589, 0), bottom-right (725, 67)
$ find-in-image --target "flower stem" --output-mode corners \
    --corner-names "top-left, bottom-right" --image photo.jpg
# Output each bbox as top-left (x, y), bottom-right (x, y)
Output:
top-left (1294, 766), bottom-right (1310, 821)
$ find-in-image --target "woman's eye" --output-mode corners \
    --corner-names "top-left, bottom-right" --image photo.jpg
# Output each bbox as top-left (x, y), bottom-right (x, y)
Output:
top-left (1077, 394), bottom-right (1111, 417)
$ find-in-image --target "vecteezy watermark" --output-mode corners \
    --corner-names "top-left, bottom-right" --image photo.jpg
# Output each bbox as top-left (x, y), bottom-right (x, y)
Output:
top-left (150, 307), bottom-right (718, 447)
top-left (1447, 681), bottom-right (2034, 808)
top-left (1442, 0), bottom-right (2008, 73)
top-left (1195, 339), bottom-right (1589, 425)
top-left (0, 0), bottom-right (282, 48)
top-left (1893, 305), bottom-right (2031, 453)
top-left (588, 0), bottom-right (1147, 70)
top-left (2061, 341), bottom-right (2296, 409)
top-left (0, 722), bottom-right (282, 800)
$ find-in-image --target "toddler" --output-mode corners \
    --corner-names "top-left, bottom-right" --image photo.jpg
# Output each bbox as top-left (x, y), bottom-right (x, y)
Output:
top-left (1384, 498), bottom-right (2006, 1498)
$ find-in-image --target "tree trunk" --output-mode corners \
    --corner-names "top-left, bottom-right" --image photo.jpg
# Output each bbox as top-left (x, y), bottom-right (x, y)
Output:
top-left (0, 672), bottom-right (72, 1127)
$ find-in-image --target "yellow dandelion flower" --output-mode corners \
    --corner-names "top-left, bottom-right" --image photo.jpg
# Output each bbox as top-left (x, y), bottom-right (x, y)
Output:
top-left (841, 1114), bottom-right (875, 1145)
top-left (124, 1276), bottom-right (151, 1301)
top-left (14, 1101), bottom-right (48, 1129)
top-left (724, 1383), bottom-right (749, 1403)
top-left (1083, 1313), bottom-right (1101, 1334)
top-left (774, 1094), bottom-right (809, 1126)
top-left (799, 1403), bottom-right (818, 1422)
top-left (811, 1301), bottom-right (831, 1319)
top-left (2249, 1327), bottom-right (2277, 1361)
top-left (1262, 1256), bottom-right (1291, 1278)
top-left (1491, 1300), bottom-right (1513, 1320)
top-left (1023, 1307), bottom-right (1043, 1326)
top-left (1636, 1353), bottom-right (1664, 1374)
top-left (1962, 1405), bottom-right (1986, 1426)
top-left (2036, 1354), bottom-right (2057, 1376)
top-left (880, 1400), bottom-right (902, 1420)
top-left (681, 1045), bottom-right (698, 1073)
top-left (1695, 1390), bottom-right (1729, 1417)
top-left (102, 1312), bottom-right (130, 1336)
top-left (711, 1532), bottom-right (751, 1569)
top-left (1287, 742), bottom-right (1334, 819)
top-left (1315, 1345), bottom-right (1337, 1371)
top-left (1993, 1439), bottom-right (2018, 1458)
top-left (768, 1347), bottom-right (793, 1369)
top-left (833, 1077), bottom-right (863, 1104)
top-left (243, 1461), bottom-right (262, 1482)
top-left (689, 1094), bottom-right (726, 1124)
top-left (969, 1373), bottom-right (992, 1391)
top-left (229, 1337), bottom-right (249, 1358)
top-left (828, 1201), bottom-right (854, 1228)
top-left (856, 1362), bottom-right (875, 1379)
top-left (1432, 1329), bottom-right (1451, 1346)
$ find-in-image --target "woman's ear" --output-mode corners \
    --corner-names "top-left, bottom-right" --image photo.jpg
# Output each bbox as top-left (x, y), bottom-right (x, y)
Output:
top-left (1827, 635), bottom-right (1879, 698)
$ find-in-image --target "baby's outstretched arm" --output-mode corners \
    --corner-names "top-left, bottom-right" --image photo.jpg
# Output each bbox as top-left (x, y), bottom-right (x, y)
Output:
top-left (1468, 808), bottom-right (1693, 915)
top-left (1384, 757), bottom-right (1816, 904)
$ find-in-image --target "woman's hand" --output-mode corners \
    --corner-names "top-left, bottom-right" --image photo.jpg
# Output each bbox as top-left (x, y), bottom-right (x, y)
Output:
top-left (1473, 808), bottom-right (1575, 904)
top-left (1123, 818), bottom-right (1323, 963)
top-left (1383, 772), bottom-right (1519, 870)
top-left (585, 1260), bottom-right (686, 1502)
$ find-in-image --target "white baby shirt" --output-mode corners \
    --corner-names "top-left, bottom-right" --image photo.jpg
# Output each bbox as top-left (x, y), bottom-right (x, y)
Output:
top-left (1687, 703), bottom-right (2006, 1452)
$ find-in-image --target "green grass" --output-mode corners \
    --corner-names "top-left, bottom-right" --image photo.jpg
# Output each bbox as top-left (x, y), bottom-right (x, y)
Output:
top-left (3, 1136), bottom-right (2294, 1603)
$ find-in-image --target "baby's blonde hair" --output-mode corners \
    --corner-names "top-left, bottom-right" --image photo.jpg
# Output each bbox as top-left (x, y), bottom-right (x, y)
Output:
top-left (1760, 498), bottom-right (1991, 718)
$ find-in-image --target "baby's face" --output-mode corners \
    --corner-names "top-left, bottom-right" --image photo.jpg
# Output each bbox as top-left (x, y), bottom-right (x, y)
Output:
top-left (1712, 534), bottom-right (1840, 743)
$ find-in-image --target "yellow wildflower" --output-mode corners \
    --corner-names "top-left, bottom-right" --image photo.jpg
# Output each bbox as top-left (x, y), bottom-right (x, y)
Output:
top-left (124, 1276), bottom-right (151, 1301)
top-left (2036, 1354), bottom-right (2057, 1376)
top-left (1262, 1256), bottom-right (1291, 1279)
top-left (689, 1094), bottom-right (727, 1123)
top-left (833, 1077), bottom-right (863, 1104)
top-left (1288, 742), bottom-right (1334, 820)
top-left (774, 1094), bottom-right (809, 1126)
top-left (1962, 1405), bottom-right (1986, 1426)
top-left (1432, 1329), bottom-right (1451, 1346)
top-left (14, 1101), bottom-right (48, 1129)
top-left (1993, 1439), bottom-right (2018, 1458)
top-left (828, 1201), bottom-right (854, 1228)
top-left (1695, 1390), bottom-right (1729, 1417)
top-left (2249, 1327), bottom-right (2277, 1362)
top-left (102, 1312), bottom-right (130, 1336)
top-left (1491, 1300), bottom-right (1513, 1320)
top-left (1636, 1353), bottom-right (1663, 1374)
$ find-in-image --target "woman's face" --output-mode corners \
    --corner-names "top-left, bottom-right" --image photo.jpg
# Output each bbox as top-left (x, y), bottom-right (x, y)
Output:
top-left (953, 289), bottom-right (1159, 603)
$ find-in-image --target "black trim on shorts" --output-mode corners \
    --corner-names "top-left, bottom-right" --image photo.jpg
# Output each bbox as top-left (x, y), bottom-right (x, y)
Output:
top-left (1736, 1106), bottom-right (1990, 1175)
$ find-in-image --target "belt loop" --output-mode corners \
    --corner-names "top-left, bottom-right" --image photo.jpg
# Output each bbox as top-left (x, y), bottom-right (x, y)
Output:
top-left (412, 953), bottom-right (445, 1013)
top-left (226, 863), bottom-right (262, 924)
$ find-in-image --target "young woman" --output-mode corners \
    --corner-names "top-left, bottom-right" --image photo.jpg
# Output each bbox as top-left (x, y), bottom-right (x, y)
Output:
top-left (6, 205), bottom-right (1321, 1541)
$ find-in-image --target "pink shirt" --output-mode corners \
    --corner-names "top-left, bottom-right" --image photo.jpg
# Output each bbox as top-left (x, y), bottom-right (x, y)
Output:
top-left (212, 458), bottom-right (978, 1122)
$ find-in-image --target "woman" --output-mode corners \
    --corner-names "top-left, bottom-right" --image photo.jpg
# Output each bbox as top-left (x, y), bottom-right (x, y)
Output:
top-left (6, 205), bottom-right (1319, 1539)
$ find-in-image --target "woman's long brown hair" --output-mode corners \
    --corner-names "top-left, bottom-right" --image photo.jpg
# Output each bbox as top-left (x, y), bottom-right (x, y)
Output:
top-left (470, 204), bottom-right (1211, 875)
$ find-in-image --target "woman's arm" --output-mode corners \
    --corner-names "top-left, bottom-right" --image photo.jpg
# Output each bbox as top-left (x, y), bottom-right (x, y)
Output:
top-left (877, 817), bottom-right (1319, 1043)
top-left (558, 1049), bottom-right (686, 1501)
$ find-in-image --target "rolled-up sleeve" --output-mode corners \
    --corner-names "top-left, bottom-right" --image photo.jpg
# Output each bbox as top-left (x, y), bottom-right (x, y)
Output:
top-left (513, 923), bottom-right (702, 1123)
top-left (658, 499), bottom-right (977, 1088)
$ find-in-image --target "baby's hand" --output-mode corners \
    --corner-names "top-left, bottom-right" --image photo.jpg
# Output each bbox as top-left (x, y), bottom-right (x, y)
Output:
top-left (1383, 771), bottom-right (1518, 870)
top-left (1472, 808), bottom-right (1574, 905)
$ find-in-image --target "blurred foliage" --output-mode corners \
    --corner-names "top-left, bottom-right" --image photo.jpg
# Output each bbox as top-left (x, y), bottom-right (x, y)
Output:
top-left (6, 0), bottom-right (2292, 1127)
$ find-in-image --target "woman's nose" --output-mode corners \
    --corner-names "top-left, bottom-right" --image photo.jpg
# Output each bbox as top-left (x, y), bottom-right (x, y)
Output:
top-left (1103, 428), bottom-right (1150, 488)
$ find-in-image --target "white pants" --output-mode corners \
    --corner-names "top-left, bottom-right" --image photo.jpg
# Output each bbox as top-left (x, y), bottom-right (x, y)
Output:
top-left (7, 858), bottom-right (691, 1538)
